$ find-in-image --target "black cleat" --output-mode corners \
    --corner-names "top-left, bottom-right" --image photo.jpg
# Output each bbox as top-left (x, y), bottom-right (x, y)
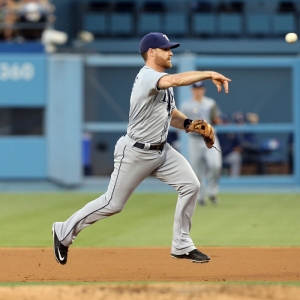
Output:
top-left (198, 199), bottom-right (206, 206)
top-left (209, 196), bottom-right (219, 205)
top-left (171, 249), bottom-right (210, 263)
top-left (52, 223), bottom-right (69, 265)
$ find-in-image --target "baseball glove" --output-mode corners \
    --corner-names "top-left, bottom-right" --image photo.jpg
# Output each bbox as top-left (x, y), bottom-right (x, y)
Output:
top-left (185, 119), bottom-right (215, 148)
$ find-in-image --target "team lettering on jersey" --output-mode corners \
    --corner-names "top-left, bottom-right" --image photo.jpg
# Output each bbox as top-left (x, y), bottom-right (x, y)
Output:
top-left (160, 88), bottom-right (174, 116)
top-left (132, 75), bottom-right (139, 90)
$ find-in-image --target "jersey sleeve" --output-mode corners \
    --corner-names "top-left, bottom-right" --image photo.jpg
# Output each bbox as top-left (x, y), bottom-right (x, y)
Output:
top-left (141, 69), bottom-right (168, 94)
top-left (210, 103), bottom-right (221, 121)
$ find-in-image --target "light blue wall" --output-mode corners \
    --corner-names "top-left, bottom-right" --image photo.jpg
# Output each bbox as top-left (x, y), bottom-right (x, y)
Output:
top-left (0, 54), bottom-right (47, 178)
top-left (0, 55), bottom-right (47, 106)
top-left (293, 59), bottom-right (300, 183)
top-left (0, 53), bottom-right (299, 188)
top-left (0, 137), bottom-right (46, 179)
top-left (0, 53), bottom-right (83, 183)
top-left (47, 55), bottom-right (83, 186)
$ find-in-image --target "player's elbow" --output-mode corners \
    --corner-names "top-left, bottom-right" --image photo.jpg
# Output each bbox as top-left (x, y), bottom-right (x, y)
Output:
top-left (158, 74), bottom-right (182, 89)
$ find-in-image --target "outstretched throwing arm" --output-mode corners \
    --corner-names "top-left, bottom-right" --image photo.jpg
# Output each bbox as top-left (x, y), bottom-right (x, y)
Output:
top-left (158, 70), bottom-right (231, 93)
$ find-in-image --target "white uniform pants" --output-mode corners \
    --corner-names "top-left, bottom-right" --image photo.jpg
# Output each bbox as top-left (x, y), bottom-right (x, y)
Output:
top-left (223, 151), bottom-right (242, 177)
top-left (188, 135), bottom-right (222, 201)
top-left (54, 134), bottom-right (200, 255)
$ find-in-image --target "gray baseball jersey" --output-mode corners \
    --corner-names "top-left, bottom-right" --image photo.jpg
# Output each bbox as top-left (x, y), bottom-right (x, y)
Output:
top-left (181, 95), bottom-right (220, 124)
top-left (181, 97), bottom-right (222, 202)
top-left (127, 66), bottom-right (176, 144)
top-left (54, 66), bottom-right (200, 256)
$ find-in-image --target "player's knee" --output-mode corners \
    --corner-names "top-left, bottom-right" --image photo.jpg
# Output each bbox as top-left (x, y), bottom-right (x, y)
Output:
top-left (210, 164), bottom-right (221, 173)
top-left (189, 178), bottom-right (200, 195)
top-left (107, 203), bottom-right (124, 214)
top-left (176, 175), bottom-right (200, 197)
top-left (232, 152), bottom-right (242, 163)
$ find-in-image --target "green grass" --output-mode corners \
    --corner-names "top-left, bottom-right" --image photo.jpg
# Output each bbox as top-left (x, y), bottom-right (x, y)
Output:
top-left (0, 193), bottom-right (299, 247)
top-left (1, 281), bottom-right (300, 287)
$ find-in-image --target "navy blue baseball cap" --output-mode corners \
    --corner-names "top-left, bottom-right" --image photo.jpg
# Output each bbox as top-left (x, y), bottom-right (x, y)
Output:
top-left (232, 111), bottom-right (245, 123)
top-left (192, 81), bottom-right (205, 88)
top-left (139, 32), bottom-right (180, 54)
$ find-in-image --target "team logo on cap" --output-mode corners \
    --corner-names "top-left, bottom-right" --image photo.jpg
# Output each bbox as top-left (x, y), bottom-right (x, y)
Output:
top-left (163, 34), bottom-right (169, 41)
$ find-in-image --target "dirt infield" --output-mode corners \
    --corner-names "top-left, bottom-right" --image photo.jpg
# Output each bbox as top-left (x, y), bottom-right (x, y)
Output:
top-left (2, 285), bottom-right (300, 300)
top-left (0, 247), bottom-right (299, 299)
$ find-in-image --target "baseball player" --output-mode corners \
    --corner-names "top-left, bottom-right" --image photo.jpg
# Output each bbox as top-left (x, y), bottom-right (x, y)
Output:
top-left (181, 81), bottom-right (222, 206)
top-left (52, 32), bottom-right (231, 265)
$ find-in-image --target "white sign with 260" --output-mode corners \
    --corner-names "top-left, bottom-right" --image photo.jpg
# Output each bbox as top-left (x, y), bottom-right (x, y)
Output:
top-left (0, 62), bottom-right (35, 81)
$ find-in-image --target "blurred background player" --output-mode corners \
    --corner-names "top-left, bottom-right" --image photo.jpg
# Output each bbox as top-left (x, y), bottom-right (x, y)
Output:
top-left (217, 113), bottom-right (242, 177)
top-left (234, 111), bottom-right (263, 174)
top-left (16, 0), bottom-right (55, 41)
top-left (0, 0), bottom-right (17, 40)
top-left (0, 0), bottom-right (55, 41)
top-left (181, 81), bottom-right (222, 206)
top-left (234, 111), bottom-right (281, 175)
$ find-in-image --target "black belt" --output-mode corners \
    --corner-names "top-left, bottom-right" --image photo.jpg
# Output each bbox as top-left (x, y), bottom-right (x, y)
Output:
top-left (133, 142), bottom-right (165, 151)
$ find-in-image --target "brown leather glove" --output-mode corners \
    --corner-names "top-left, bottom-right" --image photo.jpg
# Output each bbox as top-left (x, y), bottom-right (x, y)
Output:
top-left (185, 119), bottom-right (215, 149)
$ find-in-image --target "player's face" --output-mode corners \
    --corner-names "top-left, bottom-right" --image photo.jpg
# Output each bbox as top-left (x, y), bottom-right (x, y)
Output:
top-left (192, 87), bottom-right (205, 100)
top-left (153, 48), bottom-right (173, 70)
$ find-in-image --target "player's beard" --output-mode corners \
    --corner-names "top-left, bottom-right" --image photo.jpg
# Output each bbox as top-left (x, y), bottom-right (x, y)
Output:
top-left (155, 55), bottom-right (172, 70)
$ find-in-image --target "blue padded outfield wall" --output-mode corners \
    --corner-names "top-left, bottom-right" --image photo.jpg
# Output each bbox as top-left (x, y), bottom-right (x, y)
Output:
top-left (0, 55), bottom-right (46, 106)
top-left (0, 53), bottom-right (300, 188)
top-left (0, 54), bottom-right (47, 179)
top-left (47, 55), bottom-right (83, 186)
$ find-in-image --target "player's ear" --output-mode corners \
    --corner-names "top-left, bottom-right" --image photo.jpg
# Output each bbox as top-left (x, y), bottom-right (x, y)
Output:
top-left (148, 48), bottom-right (155, 57)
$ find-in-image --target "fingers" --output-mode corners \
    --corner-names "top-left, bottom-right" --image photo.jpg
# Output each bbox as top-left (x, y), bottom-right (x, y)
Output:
top-left (222, 77), bottom-right (231, 93)
top-left (216, 80), bottom-right (230, 93)
top-left (212, 74), bottom-right (231, 93)
top-left (224, 80), bottom-right (229, 93)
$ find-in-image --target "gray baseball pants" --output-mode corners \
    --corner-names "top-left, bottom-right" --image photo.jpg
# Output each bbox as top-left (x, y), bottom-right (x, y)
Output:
top-left (54, 134), bottom-right (200, 255)
top-left (223, 151), bottom-right (242, 176)
top-left (188, 135), bottom-right (222, 201)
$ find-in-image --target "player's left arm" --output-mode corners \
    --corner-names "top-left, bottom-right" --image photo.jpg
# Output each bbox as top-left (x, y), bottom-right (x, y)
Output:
top-left (211, 103), bottom-right (222, 124)
top-left (170, 109), bottom-right (189, 130)
top-left (171, 109), bottom-right (216, 149)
